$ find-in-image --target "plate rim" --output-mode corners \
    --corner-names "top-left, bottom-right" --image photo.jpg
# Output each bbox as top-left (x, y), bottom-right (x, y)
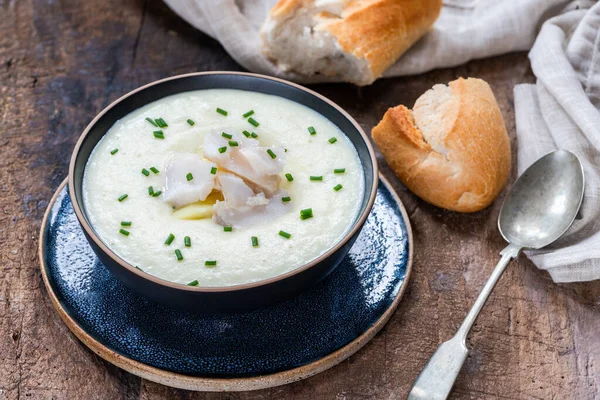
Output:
top-left (38, 175), bottom-right (413, 392)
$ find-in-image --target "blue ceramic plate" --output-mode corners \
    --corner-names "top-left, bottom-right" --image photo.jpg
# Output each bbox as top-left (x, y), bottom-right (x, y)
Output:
top-left (39, 177), bottom-right (412, 391)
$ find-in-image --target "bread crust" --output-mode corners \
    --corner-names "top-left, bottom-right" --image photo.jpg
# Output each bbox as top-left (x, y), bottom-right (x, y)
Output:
top-left (270, 0), bottom-right (302, 17)
top-left (372, 78), bottom-right (511, 212)
top-left (322, 0), bottom-right (442, 81)
top-left (264, 0), bottom-right (442, 85)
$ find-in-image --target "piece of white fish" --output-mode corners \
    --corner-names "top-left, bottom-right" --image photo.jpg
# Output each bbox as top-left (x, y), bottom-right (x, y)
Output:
top-left (225, 147), bottom-right (285, 195)
top-left (163, 153), bottom-right (217, 208)
top-left (217, 171), bottom-right (256, 208)
top-left (213, 172), bottom-right (290, 227)
top-left (203, 130), bottom-right (285, 195)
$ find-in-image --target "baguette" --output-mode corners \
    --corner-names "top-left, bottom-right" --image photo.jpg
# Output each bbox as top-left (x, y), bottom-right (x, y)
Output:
top-left (260, 0), bottom-right (442, 86)
top-left (372, 78), bottom-right (511, 212)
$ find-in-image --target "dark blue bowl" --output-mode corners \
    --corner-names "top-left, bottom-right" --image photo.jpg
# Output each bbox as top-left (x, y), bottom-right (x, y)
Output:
top-left (68, 72), bottom-right (378, 313)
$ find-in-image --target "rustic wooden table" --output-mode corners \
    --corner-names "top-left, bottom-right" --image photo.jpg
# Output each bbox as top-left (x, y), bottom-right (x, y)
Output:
top-left (2, 1), bottom-right (600, 399)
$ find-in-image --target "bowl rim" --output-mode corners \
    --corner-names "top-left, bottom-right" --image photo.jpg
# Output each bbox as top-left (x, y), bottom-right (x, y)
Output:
top-left (68, 71), bottom-right (378, 293)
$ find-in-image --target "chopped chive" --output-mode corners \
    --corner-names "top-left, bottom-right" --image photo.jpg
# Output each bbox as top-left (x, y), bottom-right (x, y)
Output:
top-left (175, 249), bottom-right (183, 261)
top-left (285, 173), bottom-right (294, 182)
top-left (218, 146), bottom-right (227, 154)
top-left (210, 167), bottom-right (217, 175)
top-left (153, 130), bottom-right (165, 139)
top-left (184, 236), bottom-right (191, 247)
top-left (186, 172), bottom-right (193, 181)
top-left (221, 132), bottom-right (233, 139)
top-left (282, 196), bottom-right (291, 202)
top-left (135, 266), bottom-right (143, 271)
top-left (310, 176), bottom-right (323, 181)
top-left (285, 148), bottom-right (288, 152)
top-left (148, 186), bottom-right (154, 196)
top-left (248, 117), bottom-right (259, 127)
top-left (300, 208), bottom-right (313, 220)
top-left (118, 194), bottom-right (128, 202)
top-left (278, 230), bottom-right (291, 239)
top-left (165, 233), bottom-right (175, 245)
top-left (334, 168), bottom-right (346, 174)
top-left (334, 184), bottom-right (343, 191)
top-left (242, 130), bottom-right (251, 138)
top-left (250, 132), bottom-right (258, 138)
top-left (328, 137), bottom-right (338, 144)
top-left (308, 126), bottom-right (316, 135)
top-left (146, 117), bottom-right (158, 127)
top-left (216, 108), bottom-right (228, 116)
top-left (152, 190), bottom-right (162, 197)
top-left (119, 228), bottom-right (130, 236)
top-left (243, 110), bottom-right (255, 118)
top-left (251, 236), bottom-right (259, 247)
top-left (205, 260), bottom-right (217, 267)
top-left (110, 148), bottom-right (118, 155)
top-left (267, 149), bottom-right (277, 159)
top-left (155, 118), bottom-right (168, 128)
top-left (120, 221), bottom-right (132, 227)
top-left (228, 140), bottom-right (239, 147)
top-left (223, 226), bottom-right (233, 232)
top-left (150, 167), bottom-right (160, 174)
top-left (187, 280), bottom-right (199, 286)
top-left (142, 168), bottom-right (150, 176)
top-left (186, 119), bottom-right (195, 126)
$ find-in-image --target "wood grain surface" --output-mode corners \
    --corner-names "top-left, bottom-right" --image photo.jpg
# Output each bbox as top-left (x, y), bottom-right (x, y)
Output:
top-left (2, 1), bottom-right (600, 399)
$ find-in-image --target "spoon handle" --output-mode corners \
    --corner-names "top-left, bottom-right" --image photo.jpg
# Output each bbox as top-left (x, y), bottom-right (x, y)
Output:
top-left (456, 243), bottom-right (521, 339)
top-left (407, 243), bottom-right (521, 400)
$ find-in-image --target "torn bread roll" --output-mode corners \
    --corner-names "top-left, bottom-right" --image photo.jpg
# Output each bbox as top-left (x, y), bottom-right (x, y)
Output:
top-left (261, 0), bottom-right (442, 86)
top-left (372, 77), bottom-right (511, 212)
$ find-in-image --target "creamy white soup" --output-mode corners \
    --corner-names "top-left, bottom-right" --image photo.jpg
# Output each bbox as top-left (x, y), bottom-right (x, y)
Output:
top-left (83, 89), bottom-right (364, 287)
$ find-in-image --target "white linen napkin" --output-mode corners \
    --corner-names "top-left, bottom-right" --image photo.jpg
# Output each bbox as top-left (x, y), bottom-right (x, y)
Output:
top-left (515, 1), bottom-right (600, 282)
top-left (165, 0), bottom-right (600, 282)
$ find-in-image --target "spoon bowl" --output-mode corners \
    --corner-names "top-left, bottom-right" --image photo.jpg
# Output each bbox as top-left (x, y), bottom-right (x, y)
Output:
top-left (499, 150), bottom-right (584, 249)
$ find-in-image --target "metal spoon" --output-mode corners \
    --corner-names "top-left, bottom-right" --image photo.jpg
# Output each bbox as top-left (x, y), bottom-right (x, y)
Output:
top-left (407, 150), bottom-right (584, 400)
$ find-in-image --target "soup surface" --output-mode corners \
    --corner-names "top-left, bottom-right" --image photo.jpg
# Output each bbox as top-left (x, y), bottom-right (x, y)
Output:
top-left (83, 89), bottom-right (364, 286)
